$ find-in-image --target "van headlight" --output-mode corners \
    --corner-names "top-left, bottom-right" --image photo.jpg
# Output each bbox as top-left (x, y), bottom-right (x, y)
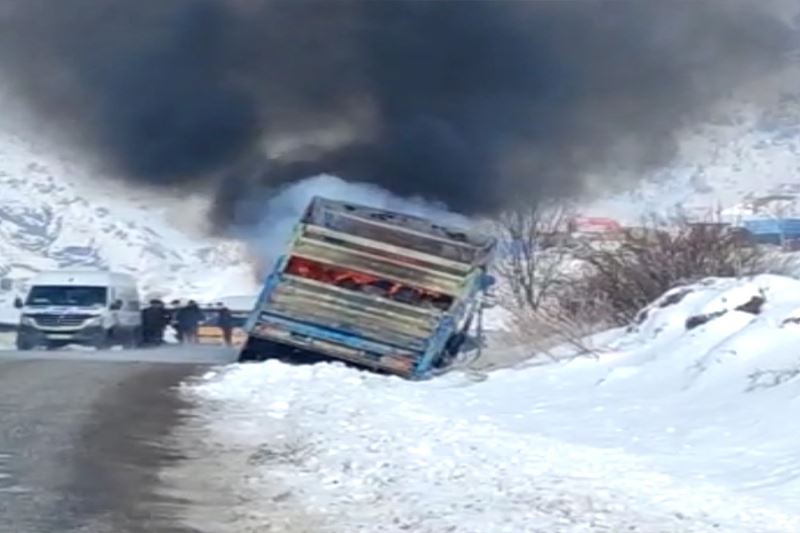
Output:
top-left (20, 315), bottom-right (35, 326)
top-left (85, 316), bottom-right (104, 327)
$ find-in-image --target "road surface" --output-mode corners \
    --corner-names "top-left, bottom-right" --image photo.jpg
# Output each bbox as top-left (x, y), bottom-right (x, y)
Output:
top-left (0, 346), bottom-right (236, 533)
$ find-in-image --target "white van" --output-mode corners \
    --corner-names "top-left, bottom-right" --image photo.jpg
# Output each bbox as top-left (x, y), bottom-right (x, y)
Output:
top-left (14, 271), bottom-right (142, 350)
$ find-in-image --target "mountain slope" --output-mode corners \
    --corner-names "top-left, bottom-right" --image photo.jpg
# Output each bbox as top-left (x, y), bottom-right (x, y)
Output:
top-left (0, 112), bottom-right (257, 318)
top-left (586, 61), bottom-right (800, 222)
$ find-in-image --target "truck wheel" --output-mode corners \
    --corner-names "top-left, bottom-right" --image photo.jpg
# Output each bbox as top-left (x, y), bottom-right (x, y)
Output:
top-left (238, 348), bottom-right (263, 362)
top-left (438, 333), bottom-right (465, 367)
top-left (433, 351), bottom-right (454, 369)
top-left (238, 338), bottom-right (266, 362)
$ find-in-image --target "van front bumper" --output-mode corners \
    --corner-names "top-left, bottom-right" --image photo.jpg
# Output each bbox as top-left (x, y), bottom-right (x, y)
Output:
top-left (16, 325), bottom-right (106, 347)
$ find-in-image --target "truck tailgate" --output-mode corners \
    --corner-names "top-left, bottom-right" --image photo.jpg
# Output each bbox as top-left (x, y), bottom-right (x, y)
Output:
top-left (264, 275), bottom-right (439, 348)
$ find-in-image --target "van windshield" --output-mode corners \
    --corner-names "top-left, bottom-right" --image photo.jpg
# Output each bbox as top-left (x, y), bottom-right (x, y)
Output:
top-left (25, 286), bottom-right (108, 307)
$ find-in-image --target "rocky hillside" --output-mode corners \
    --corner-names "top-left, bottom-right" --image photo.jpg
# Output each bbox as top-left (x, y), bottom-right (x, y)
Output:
top-left (0, 105), bottom-right (258, 321)
top-left (586, 60), bottom-right (800, 222)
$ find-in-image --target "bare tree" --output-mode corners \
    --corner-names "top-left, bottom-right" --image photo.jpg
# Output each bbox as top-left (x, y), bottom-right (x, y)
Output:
top-left (490, 202), bottom-right (593, 353)
top-left (493, 202), bottom-right (574, 312)
top-left (574, 216), bottom-right (765, 325)
top-left (492, 210), bottom-right (771, 359)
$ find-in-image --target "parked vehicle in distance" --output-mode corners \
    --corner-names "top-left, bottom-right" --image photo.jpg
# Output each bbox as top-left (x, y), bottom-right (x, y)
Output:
top-left (14, 271), bottom-right (141, 350)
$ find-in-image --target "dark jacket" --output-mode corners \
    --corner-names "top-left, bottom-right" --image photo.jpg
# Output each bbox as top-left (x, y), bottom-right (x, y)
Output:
top-left (142, 305), bottom-right (171, 330)
top-left (176, 304), bottom-right (204, 330)
top-left (218, 307), bottom-right (233, 329)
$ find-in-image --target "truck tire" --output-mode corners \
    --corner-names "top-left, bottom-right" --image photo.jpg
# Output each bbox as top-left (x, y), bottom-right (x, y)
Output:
top-left (433, 350), bottom-right (455, 369)
top-left (433, 333), bottom-right (467, 369)
top-left (238, 338), bottom-right (267, 362)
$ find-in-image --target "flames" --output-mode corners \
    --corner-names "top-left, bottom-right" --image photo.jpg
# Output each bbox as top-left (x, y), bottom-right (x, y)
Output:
top-left (285, 256), bottom-right (452, 310)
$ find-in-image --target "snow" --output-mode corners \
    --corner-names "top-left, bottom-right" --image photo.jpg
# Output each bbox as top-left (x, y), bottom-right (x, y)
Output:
top-left (176, 275), bottom-right (800, 532)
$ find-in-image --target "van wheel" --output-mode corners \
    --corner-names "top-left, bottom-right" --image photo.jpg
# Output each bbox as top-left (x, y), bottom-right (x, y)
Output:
top-left (124, 328), bottom-right (141, 349)
top-left (94, 330), bottom-right (112, 350)
top-left (15, 338), bottom-right (34, 351)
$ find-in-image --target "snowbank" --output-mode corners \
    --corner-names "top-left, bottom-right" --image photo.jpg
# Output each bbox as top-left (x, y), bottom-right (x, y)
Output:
top-left (176, 275), bottom-right (800, 532)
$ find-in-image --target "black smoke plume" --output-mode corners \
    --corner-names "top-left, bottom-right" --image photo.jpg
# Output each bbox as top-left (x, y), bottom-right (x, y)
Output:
top-left (0, 0), bottom-right (792, 229)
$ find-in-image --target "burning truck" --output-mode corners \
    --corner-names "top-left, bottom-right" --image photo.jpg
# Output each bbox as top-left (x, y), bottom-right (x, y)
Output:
top-left (239, 197), bottom-right (496, 379)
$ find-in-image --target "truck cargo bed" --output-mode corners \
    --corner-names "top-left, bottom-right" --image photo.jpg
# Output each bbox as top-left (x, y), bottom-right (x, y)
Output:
top-left (240, 197), bottom-right (495, 378)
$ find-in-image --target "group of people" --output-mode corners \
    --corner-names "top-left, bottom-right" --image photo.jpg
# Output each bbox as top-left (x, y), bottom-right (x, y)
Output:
top-left (140, 299), bottom-right (235, 347)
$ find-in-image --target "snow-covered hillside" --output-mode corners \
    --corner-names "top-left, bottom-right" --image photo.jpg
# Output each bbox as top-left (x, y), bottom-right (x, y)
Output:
top-left (586, 62), bottom-right (800, 223)
top-left (0, 91), bottom-right (258, 321)
top-left (172, 275), bottom-right (800, 532)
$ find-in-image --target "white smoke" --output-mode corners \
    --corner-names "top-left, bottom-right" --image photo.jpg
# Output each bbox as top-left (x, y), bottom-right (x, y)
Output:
top-left (235, 174), bottom-right (473, 274)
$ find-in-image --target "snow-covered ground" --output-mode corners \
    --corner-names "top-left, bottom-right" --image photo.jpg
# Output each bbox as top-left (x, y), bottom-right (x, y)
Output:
top-left (172, 275), bottom-right (800, 532)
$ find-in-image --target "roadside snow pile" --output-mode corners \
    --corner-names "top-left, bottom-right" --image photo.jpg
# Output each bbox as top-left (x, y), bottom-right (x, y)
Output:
top-left (615, 274), bottom-right (800, 393)
top-left (176, 275), bottom-right (800, 533)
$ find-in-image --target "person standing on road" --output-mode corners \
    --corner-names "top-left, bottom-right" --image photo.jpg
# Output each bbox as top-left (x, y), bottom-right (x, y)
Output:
top-left (217, 302), bottom-right (234, 347)
top-left (153, 300), bottom-right (172, 345)
top-left (141, 299), bottom-right (172, 347)
top-left (168, 299), bottom-right (183, 343)
top-left (176, 300), bottom-right (204, 344)
top-left (140, 301), bottom-right (156, 346)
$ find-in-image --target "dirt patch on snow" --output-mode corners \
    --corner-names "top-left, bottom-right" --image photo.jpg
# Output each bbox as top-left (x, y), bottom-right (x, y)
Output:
top-left (735, 295), bottom-right (766, 315)
top-left (659, 288), bottom-right (694, 308)
top-left (685, 310), bottom-right (727, 330)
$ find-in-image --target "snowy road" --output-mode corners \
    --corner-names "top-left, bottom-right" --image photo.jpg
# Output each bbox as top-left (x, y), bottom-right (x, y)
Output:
top-left (0, 346), bottom-right (237, 533)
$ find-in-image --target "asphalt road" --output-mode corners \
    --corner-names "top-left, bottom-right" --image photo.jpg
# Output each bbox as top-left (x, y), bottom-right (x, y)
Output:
top-left (0, 346), bottom-right (237, 533)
